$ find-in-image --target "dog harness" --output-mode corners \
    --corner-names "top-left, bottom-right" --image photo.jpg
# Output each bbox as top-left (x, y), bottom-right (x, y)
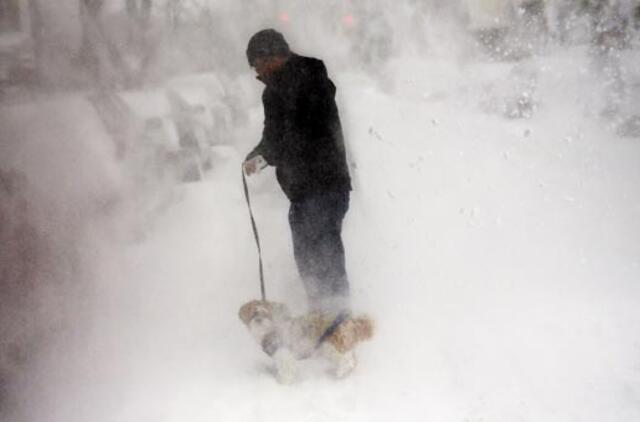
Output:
top-left (315, 311), bottom-right (350, 350)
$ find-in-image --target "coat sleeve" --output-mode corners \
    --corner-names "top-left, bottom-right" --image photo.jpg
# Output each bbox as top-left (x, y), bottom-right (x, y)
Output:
top-left (245, 136), bottom-right (270, 162)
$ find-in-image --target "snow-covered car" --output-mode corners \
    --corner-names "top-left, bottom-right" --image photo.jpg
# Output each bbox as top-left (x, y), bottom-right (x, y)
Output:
top-left (88, 72), bottom-right (241, 184)
top-left (0, 0), bottom-right (36, 94)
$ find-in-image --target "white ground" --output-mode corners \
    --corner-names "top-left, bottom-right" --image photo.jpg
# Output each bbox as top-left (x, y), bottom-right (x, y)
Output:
top-left (2, 45), bottom-right (640, 422)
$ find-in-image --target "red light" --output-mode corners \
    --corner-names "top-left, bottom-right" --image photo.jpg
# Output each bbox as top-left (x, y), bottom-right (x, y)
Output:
top-left (279, 12), bottom-right (290, 23)
top-left (343, 15), bottom-right (354, 26)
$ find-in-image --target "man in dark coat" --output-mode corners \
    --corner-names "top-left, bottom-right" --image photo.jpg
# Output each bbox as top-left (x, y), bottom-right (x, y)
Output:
top-left (243, 29), bottom-right (352, 314)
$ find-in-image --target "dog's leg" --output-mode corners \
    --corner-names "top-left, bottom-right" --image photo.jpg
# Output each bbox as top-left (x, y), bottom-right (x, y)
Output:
top-left (320, 342), bottom-right (357, 379)
top-left (261, 332), bottom-right (298, 384)
top-left (248, 318), bottom-right (275, 347)
top-left (273, 347), bottom-right (298, 384)
top-left (248, 328), bottom-right (295, 384)
top-left (250, 322), bottom-right (298, 384)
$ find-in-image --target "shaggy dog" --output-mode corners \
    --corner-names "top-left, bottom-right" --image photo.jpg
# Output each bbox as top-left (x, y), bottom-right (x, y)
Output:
top-left (239, 300), bottom-right (374, 383)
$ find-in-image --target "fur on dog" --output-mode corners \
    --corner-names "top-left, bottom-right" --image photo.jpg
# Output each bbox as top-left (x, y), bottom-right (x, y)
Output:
top-left (239, 300), bottom-right (374, 379)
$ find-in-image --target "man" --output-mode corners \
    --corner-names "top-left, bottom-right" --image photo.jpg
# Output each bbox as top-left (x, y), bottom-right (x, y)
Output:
top-left (243, 29), bottom-right (352, 315)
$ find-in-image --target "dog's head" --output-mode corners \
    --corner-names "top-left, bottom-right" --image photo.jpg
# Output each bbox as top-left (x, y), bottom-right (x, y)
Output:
top-left (238, 300), bottom-right (290, 326)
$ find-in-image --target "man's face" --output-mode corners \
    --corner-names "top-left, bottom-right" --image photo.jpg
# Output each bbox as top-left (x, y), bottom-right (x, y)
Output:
top-left (252, 56), bottom-right (287, 79)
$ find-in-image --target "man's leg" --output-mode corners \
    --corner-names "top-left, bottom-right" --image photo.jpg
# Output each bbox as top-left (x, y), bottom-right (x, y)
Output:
top-left (288, 191), bottom-right (350, 313)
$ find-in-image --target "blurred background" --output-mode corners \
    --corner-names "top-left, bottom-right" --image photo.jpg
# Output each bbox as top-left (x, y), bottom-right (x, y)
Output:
top-left (1, 1), bottom-right (640, 421)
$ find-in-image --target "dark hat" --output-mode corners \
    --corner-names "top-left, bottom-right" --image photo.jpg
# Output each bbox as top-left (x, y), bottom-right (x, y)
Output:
top-left (246, 29), bottom-right (290, 66)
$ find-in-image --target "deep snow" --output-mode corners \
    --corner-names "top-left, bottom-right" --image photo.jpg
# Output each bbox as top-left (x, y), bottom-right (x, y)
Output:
top-left (1, 44), bottom-right (640, 422)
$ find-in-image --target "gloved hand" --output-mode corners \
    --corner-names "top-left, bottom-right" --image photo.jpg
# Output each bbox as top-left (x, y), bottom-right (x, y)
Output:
top-left (243, 155), bottom-right (267, 176)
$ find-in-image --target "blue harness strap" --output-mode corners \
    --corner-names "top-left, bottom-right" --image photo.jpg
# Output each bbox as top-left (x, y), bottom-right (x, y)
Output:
top-left (315, 311), bottom-right (350, 350)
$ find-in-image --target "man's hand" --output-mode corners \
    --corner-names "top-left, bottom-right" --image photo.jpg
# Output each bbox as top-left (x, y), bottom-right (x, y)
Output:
top-left (243, 155), bottom-right (267, 176)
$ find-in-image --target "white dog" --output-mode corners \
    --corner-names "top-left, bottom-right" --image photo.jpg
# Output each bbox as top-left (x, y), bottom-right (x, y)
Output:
top-left (239, 300), bottom-right (374, 384)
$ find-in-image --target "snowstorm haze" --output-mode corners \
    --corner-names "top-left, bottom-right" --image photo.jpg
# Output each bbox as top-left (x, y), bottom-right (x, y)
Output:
top-left (1, 1), bottom-right (640, 421)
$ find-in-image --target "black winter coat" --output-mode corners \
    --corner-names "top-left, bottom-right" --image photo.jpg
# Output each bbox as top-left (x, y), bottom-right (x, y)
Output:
top-left (247, 54), bottom-right (351, 202)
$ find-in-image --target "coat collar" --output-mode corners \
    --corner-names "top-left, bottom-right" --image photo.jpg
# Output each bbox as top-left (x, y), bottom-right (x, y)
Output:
top-left (257, 54), bottom-right (297, 86)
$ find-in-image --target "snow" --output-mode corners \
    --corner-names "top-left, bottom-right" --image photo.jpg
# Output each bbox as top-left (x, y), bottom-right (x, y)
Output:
top-left (2, 42), bottom-right (640, 422)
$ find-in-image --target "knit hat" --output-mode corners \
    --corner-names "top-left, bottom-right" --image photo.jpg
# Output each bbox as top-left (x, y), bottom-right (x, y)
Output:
top-left (246, 29), bottom-right (290, 66)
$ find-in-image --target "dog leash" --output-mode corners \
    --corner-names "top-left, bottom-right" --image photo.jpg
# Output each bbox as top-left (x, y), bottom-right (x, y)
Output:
top-left (242, 167), bottom-right (266, 301)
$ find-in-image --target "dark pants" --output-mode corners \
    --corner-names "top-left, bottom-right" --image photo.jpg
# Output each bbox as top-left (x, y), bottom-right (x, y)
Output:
top-left (288, 191), bottom-right (350, 313)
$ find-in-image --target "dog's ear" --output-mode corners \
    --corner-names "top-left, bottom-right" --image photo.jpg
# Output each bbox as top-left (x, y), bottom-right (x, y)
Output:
top-left (238, 300), bottom-right (262, 325)
top-left (238, 303), bottom-right (253, 325)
